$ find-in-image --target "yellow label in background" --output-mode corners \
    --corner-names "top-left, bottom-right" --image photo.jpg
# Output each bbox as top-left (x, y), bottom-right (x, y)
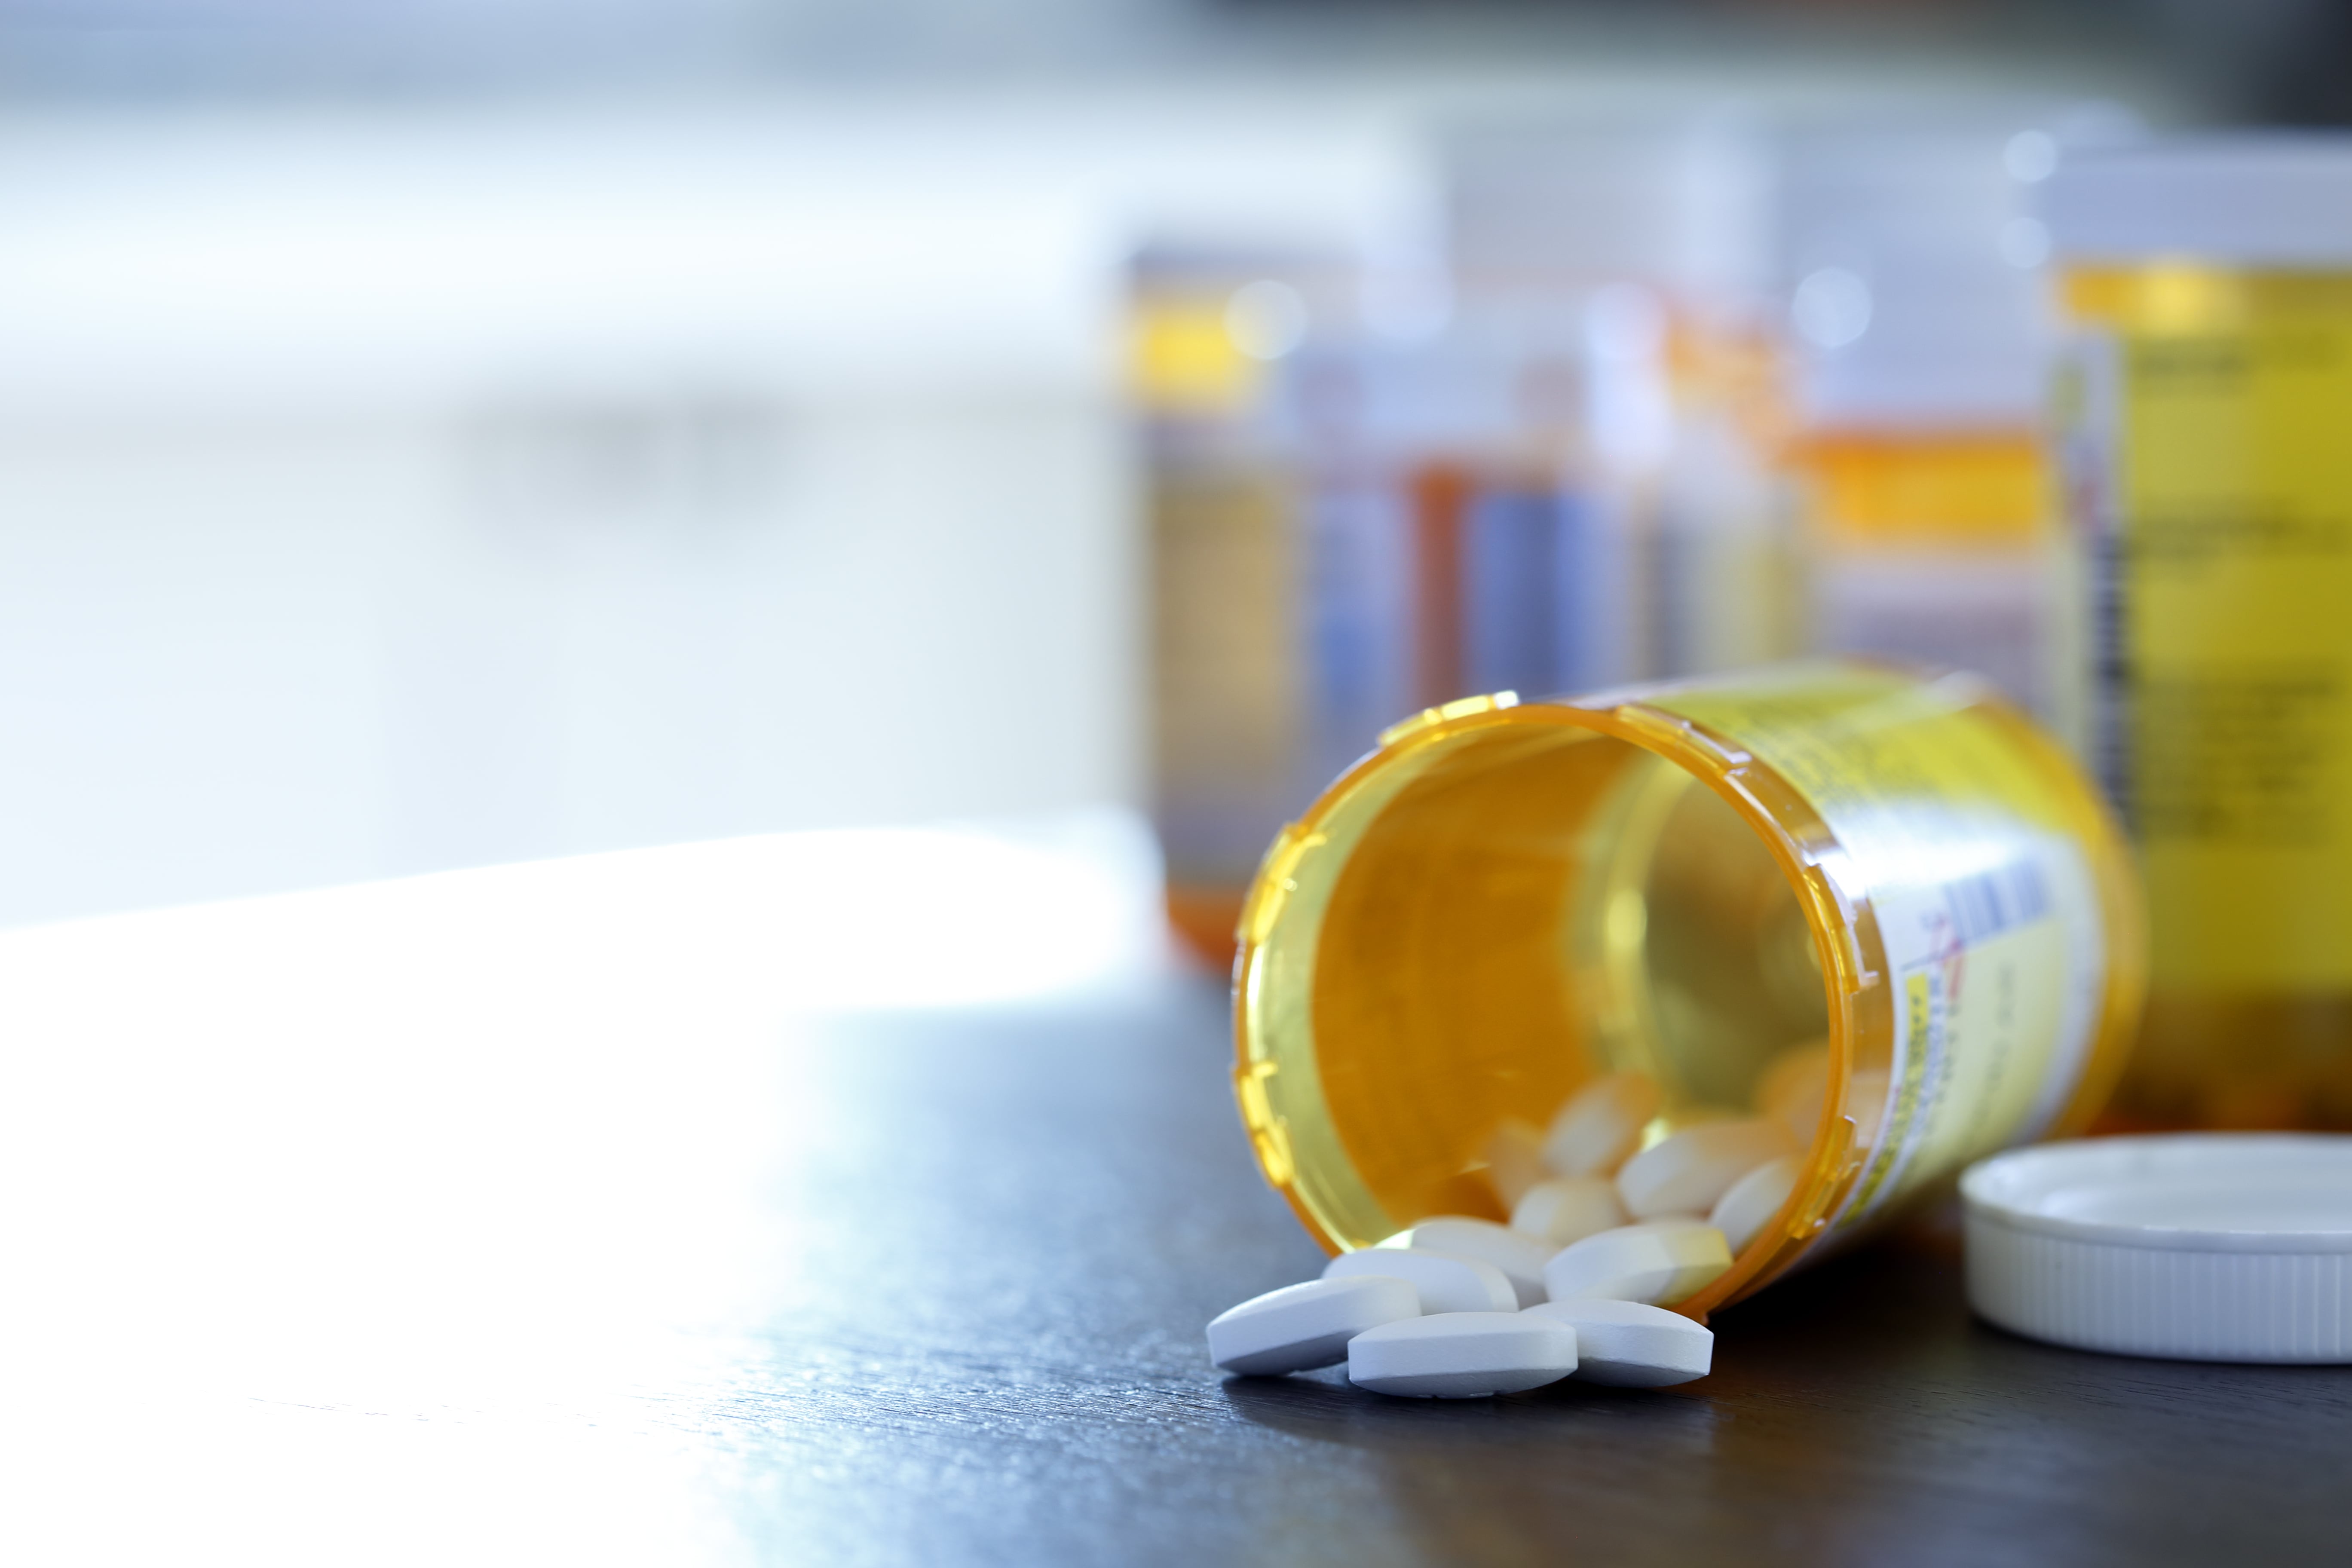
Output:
top-left (2068, 271), bottom-right (2352, 992)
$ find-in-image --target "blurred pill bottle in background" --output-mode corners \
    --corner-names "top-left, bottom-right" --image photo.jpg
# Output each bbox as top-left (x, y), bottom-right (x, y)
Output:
top-left (1406, 308), bottom-right (1635, 709)
top-left (2049, 138), bottom-right (2352, 1129)
top-left (1652, 295), bottom-right (1800, 681)
top-left (1434, 116), bottom-right (1782, 698)
top-left (1232, 660), bottom-right (2144, 1312)
top-left (1779, 119), bottom-right (2067, 722)
top-left (1786, 289), bottom-right (2057, 718)
top-left (1140, 120), bottom-right (1789, 970)
top-left (1134, 244), bottom-right (1490, 966)
top-left (1131, 245), bottom-right (1351, 963)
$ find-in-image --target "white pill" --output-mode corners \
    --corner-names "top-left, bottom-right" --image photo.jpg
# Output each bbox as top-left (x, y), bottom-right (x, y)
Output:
top-left (1381, 1217), bottom-right (1552, 1308)
top-left (1543, 1219), bottom-right (1733, 1307)
top-left (1480, 1118), bottom-right (1550, 1207)
top-left (1347, 1311), bottom-right (1579, 1399)
top-left (1324, 1246), bottom-right (1517, 1314)
top-left (1510, 1176), bottom-right (1628, 1250)
top-left (1617, 1117), bottom-right (1798, 1220)
top-left (1541, 1071), bottom-right (1662, 1179)
top-left (1207, 1275), bottom-right (1421, 1376)
top-left (1709, 1152), bottom-right (1804, 1254)
top-left (1524, 1298), bottom-right (1713, 1387)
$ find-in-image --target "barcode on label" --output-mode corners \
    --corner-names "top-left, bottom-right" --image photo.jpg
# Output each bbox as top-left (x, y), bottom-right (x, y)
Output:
top-left (1943, 861), bottom-right (2051, 946)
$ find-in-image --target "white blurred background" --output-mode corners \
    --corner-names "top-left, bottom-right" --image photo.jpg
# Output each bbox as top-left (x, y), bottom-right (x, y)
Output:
top-left (0, 97), bottom-right (1414, 922)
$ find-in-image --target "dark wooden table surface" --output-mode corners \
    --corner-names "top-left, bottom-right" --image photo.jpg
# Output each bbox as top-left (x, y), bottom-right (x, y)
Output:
top-left (4, 848), bottom-right (2346, 1565)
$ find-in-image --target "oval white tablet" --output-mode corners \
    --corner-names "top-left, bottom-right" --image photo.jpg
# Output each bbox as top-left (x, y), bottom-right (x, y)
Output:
top-left (1524, 1298), bottom-right (1712, 1387)
top-left (1207, 1275), bottom-right (1422, 1376)
top-left (1709, 1153), bottom-right (1804, 1254)
top-left (1541, 1072), bottom-right (1662, 1179)
top-left (1324, 1246), bottom-right (1517, 1314)
top-left (1347, 1311), bottom-right (1579, 1398)
top-left (1382, 1217), bottom-right (1552, 1308)
top-left (1511, 1176), bottom-right (1628, 1251)
top-left (1543, 1219), bottom-right (1733, 1306)
top-left (1617, 1117), bottom-right (1798, 1220)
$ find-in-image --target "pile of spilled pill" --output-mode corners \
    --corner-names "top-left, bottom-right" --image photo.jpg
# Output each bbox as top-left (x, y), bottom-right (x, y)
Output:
top-left (1209, 1048), bottom-right (1878, 1397)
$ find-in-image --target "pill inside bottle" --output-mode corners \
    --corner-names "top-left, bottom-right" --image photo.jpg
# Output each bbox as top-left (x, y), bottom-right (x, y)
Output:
top-left (1232, 661), bottom-right (2143, 1316)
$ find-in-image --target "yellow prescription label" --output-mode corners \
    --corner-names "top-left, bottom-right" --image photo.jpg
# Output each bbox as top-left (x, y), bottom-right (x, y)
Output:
top-left (1636, 664), bottom-right (2107, 1226)
top-left (2062, 270), bottom-right (2352, 992)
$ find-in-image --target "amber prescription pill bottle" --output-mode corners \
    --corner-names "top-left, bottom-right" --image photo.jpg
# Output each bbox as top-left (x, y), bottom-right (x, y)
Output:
top-left (2049, 138), bottom-right (2352, 1130)
top-left (1232, 660), bottom-right (2144, 1314)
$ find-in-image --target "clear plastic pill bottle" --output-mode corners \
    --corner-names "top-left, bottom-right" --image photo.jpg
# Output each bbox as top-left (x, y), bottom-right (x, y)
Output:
top-left (1231, 660), bottom-right (2144, 1313)
top-left (2048, 138), bottom-right (2352, 1128)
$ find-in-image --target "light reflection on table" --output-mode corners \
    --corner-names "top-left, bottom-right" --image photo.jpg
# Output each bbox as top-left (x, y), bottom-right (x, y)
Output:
top-left (0, 815), bottom-right (1177, 1565)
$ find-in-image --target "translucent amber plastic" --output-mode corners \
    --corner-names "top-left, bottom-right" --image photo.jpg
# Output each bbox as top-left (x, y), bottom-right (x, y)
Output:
top-left (1234, 661), bottom-right (2144, 1315)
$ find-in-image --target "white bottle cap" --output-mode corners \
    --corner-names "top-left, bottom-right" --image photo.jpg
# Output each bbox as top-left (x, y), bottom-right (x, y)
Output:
top-left (2044, 136), bottom-right (2352, 266)
top-left (1963, 1135), bottom-right (2352, 1363)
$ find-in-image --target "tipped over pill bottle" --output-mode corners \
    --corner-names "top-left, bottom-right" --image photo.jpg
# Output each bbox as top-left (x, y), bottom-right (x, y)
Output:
top-left (1231, 659), bottom-right (2145, 1313)
top-left (2048, 138), bottom-right (2352, 1128)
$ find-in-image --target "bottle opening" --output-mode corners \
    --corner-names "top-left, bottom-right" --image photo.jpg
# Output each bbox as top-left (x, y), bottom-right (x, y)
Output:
top-left (1238, 701), bottom-right (1850, 1302)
